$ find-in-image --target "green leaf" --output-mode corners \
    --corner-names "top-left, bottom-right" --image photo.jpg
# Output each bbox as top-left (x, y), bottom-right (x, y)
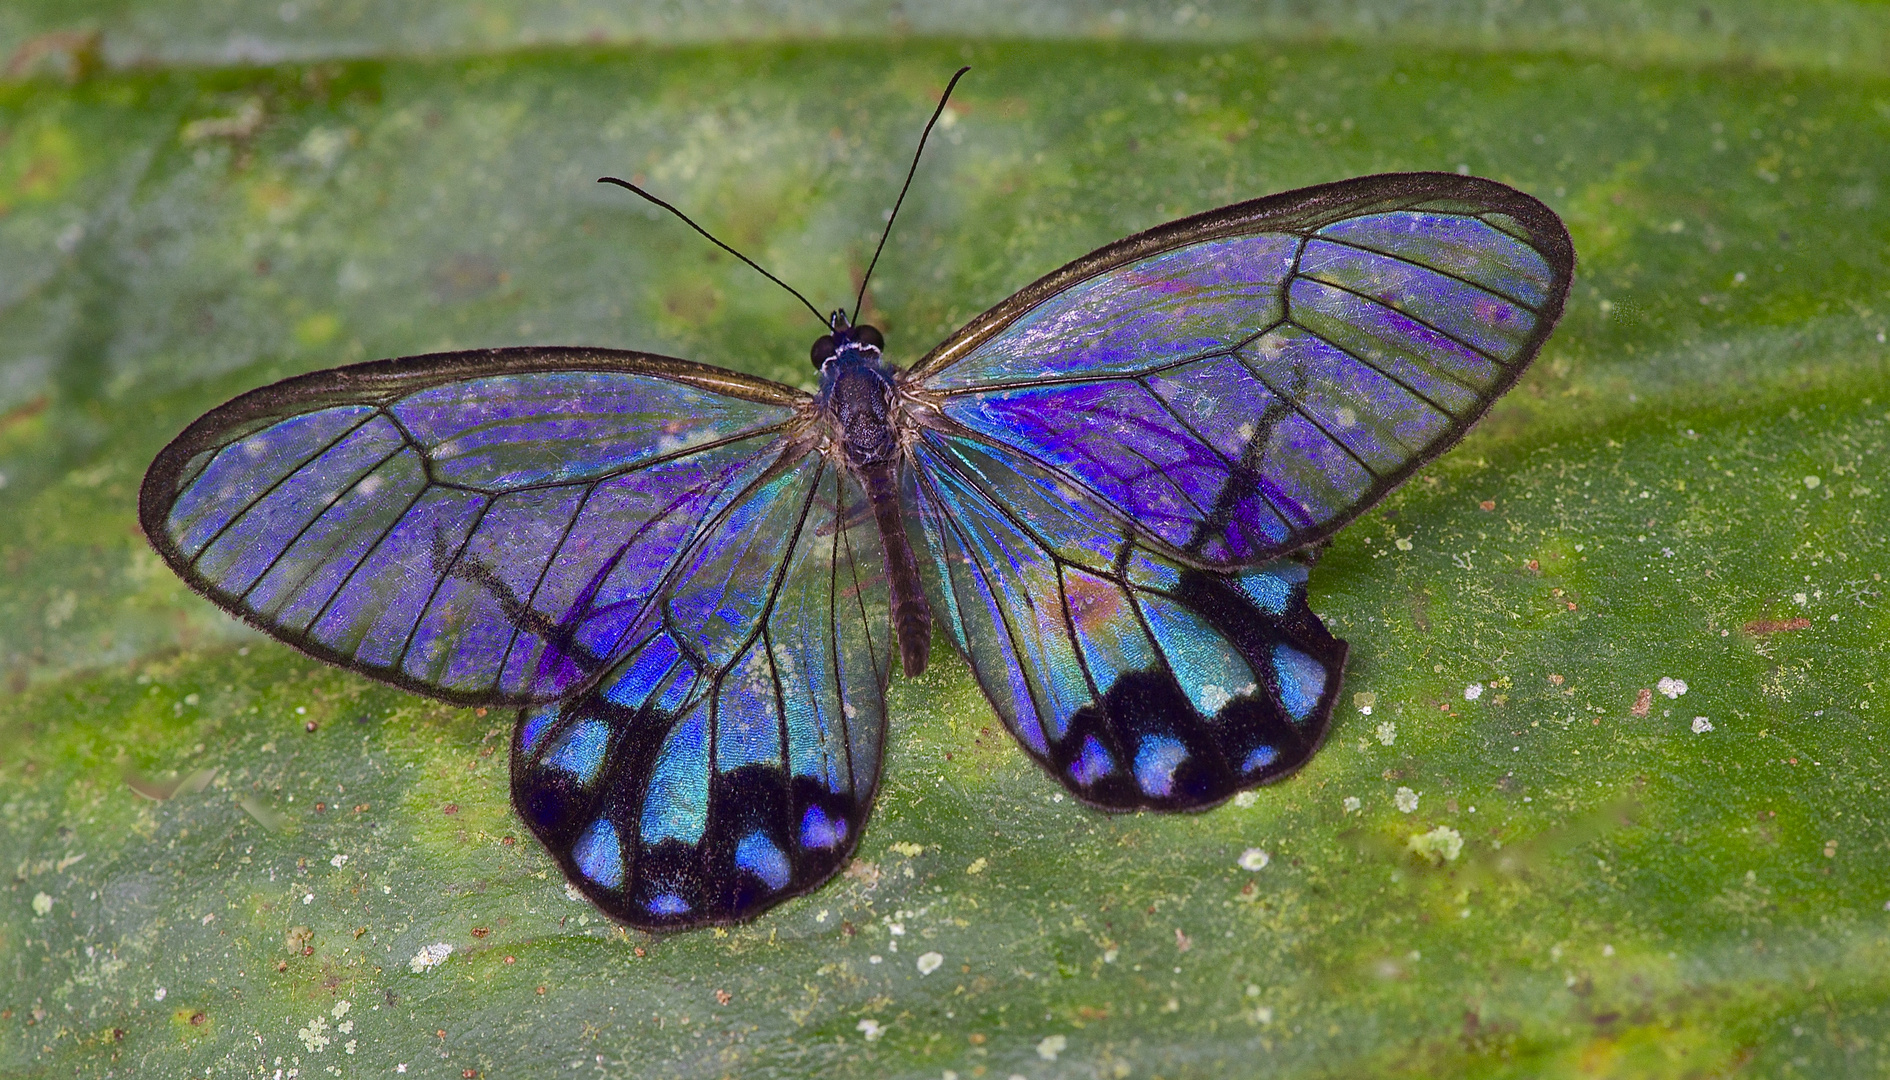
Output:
top-left (3, 16), bottom-right (1889, 1079)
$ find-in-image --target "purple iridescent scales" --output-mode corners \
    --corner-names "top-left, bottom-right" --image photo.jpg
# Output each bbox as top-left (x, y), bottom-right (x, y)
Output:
top-left (510, 456), bottom-right (892, 927)
top-left (149, 356), bottom-right (801, 705)
top-left (915, 203), bottom-right (1562, 566)
top-left (900, 175), bottom-right (1571, 810)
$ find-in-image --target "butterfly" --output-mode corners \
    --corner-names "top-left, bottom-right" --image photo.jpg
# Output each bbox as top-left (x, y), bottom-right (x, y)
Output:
top-left (139, 71), bottom-right (1574, 931)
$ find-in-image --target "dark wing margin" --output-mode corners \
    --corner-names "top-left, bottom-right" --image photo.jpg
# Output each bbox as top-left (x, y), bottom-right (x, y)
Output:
top-left (511, 455), bottom-right (894, 930)
top-left (138, 346), bottom-right (810, 707)
top-left (906, 434), bottom-right (1346, 811)
top-left (902, 172), bottom-right (1576, 568)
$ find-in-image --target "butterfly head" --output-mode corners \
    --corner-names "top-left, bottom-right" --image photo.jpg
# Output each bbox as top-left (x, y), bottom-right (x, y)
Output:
top-left (810, 310), bottom-right (886, 373)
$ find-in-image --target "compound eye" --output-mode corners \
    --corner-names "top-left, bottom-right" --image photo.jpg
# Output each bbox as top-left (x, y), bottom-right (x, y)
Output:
top-left (854, 324), bottom-right (885, 351)
top-left (810, 334), bottom-right (837, 368)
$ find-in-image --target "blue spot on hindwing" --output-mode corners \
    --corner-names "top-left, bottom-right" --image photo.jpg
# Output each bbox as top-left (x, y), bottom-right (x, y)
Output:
top-left (1272, 644), bottom-right (1327, 721)
top-left (799, 805), bottom-right (848, 850)
top-left (519, 706), bottom-right (559, 755)
top-left (1242, 745), bottom-right (1280, 773)
top-left (1236, 563), bottom-right (1303, 614)
top-left (571, 818), bottom-right (624, 889)
top-left (641, 706), bottom-right (710, 845)
top-left (1133, 736), bottom-right (1189, 798)
top-left (1069, 734), bottom-right (1114, 786)
top-left (648, 893), bottom-right (690, 917)
top-left (734, 831), bottom-right (792, 891)
top-left (545, 719), bottom-right (609, 784)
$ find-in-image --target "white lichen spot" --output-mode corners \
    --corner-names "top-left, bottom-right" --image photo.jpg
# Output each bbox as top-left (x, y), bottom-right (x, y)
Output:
top-left (298, 1016), bottom-right (331, 1052)
top-left (1232, 791), bottom-right (1258, 808)
top-left (1343, 796), bottom-right (1361, 814)
top-left (966, 857), bottom-right (987, 875)
top-left (1255, 1005), bottom-right (1274, 1024)
top-left (338, 1020), bottom-right (353, 1035)
top-left (153, 986), bottom-right (166, 1002)
top-left (856, 1018), bottom-right (884, 1041)
top-left (408, 942), bottom-right (453, 973)
top-left (1103, 947), bottom-right (1118, 963)
top-left (1237, 848), bottom-right (1270, 871)
top-left (1804, 475), bottom-right (1821, 489)
top-left (1463, 683), bottom-right (1484, 701)
top-left (1375, 721), bottom-right (1397, 746)
top-left (916, 951), bottom-right (944, 975)
top-left (1657, 677), bottom-right (1689, 699)
top-left (1408, 826), bottom-right (1464, 864)
top-left (30, 892), bottom-right (51, 916)
top-left (344, 1039), bottom-right (357, 1054)
top-left (1037, 1034), bottom-right (1068, 1061)
top-left (1394, 537), bottom-right (1413, 551)
top-left (329, 854), bottom-right (348, 868)
top-left (1395, 787), bottom-right (1419, 813)
top-left (331, 1000), bottom-right (351, 1019)
top-left (1691, 716), bottom-right (1714, 734)
top-left (1793, 592), bottom-right (1809, 606)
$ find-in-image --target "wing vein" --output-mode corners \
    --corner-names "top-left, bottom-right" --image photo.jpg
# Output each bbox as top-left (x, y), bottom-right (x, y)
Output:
top-left (184, 411), bottom-right (382, 569)
top-left (1306, 231), bottom-right (1546, 313)
top-left (392, 494), bottom-right (498, 675)
top-left (1290, 273), bottom-right (1515, 367)
top-left (233, 440), bottom-right (411, 607)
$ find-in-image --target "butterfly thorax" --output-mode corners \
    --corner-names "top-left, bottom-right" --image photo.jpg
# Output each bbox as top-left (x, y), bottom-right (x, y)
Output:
top-left (812, 316), bottom-right (900, 468)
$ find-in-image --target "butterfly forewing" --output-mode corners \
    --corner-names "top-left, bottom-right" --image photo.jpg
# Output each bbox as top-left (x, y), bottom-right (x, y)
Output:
top-left (139, 348), bottom-right (806, 706)
top-left (905, 173), bottom-right (1575, 570)
top-left (511, 455), bottom-right (893, 929)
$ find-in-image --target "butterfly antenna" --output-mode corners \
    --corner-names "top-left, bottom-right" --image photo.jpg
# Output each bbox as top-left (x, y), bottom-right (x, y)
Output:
top-left (597, 175), bottom-right (826, 326)
top-left (853, 65), bottom-right (971, 325)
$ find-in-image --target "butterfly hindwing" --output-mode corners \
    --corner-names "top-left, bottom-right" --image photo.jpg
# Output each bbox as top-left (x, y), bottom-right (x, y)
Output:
top-left (512, 454), bottom-right (894, 929)
top-left (138, 347), bottom-right (807, 706)
top-left (909, 434), bottom-right (1345, 810)
top-left (906, 172), bottom-right (1575, 570)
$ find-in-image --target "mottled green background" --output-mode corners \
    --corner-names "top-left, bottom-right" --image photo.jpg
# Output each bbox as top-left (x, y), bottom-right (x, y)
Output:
top-left (2, 3), bottom-right (1889, 1078)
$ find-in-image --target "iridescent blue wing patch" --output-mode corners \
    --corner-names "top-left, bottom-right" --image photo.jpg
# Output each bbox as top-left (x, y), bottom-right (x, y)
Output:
top-left (904, 173), bottom-right (1575, 569)
top-left (908, 435), bottom-right (1345, 810)
top-left (511, 456), bottom-right (893, 928)
top-left (138, 348), bottom-right (807, 706)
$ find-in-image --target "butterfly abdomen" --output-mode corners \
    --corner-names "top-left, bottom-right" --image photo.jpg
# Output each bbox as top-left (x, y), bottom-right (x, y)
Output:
top-left (826, 363), bottom-right (933, 677)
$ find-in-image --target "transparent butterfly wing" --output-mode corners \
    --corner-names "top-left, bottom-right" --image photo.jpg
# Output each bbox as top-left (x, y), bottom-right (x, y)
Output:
top-left (905, 172), bottom-right (1575, 568)
top-left (908, 430), bottom-right (1345, 810)
top-left (138, 347), bottom-right (809, 706)
top-left (901, 172), bottom-right (1570, 807)
top-left (511, 455), bottom-right (893, 928)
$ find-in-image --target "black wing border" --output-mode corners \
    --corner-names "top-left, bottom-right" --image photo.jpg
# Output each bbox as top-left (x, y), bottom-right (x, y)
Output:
top-left (138, 345), bottom-right (810, 707)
